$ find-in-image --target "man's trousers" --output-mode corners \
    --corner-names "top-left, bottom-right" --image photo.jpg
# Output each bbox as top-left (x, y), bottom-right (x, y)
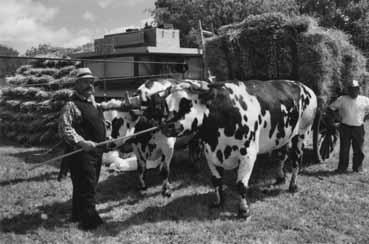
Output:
top-left (69, 150), bottom-right (103, 224)
top-left (338, 123), bottom-right (365, 171)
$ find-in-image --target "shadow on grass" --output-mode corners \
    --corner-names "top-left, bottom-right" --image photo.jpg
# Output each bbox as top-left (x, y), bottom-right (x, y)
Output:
top-left (1, 201), bottom-right (72, 234)
top-left (299, 169), bottom-right (351, 178)
top-left (0, 171), bottom-right (59, 187)
top-left (0, 147), bottom-right (293, 235)
top-left (16, 151), bottom-right (62, 166)
top-left (0, 166), bottom-right (209, 234)
top-left (0, 160), bottom-right (288, 235)
top-left (97, 159), bottom-right (210, 204)
top-left (0, 180), bottom-right (287, 236)
top-left (98, 179), bottom-right (286, 237)
top-left (0, 137), bottom-right (63, 167)
top-left (95, 151), bottom-right (290, 236)
top-left (97, 170), bottom-right (168, 204)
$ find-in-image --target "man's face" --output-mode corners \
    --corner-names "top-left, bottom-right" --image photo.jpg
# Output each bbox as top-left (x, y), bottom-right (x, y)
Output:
top-left (75, 78), bottom-right (95, 98)
top-left (348, 87), bottom-right (360, 99)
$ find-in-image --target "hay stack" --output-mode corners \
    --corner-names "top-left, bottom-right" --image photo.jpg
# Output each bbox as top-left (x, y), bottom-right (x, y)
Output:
top-left (0, 57), bottom-right (81, 145)
top-left (205, 13), bottom-right (367, 107)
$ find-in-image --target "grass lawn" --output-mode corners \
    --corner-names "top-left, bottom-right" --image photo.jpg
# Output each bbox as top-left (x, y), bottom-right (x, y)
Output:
top-left (1, 127), bottom-right (369, 244)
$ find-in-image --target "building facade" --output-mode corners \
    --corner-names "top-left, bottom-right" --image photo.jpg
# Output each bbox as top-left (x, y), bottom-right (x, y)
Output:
top-left (72, 27), bottom-right (203, 98)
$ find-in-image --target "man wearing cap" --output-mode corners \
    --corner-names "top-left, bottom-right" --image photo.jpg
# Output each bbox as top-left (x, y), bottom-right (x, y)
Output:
top-left (329, 79), bottom-right (369, 173)
top-left (58, 67), bottom-right (139, 230)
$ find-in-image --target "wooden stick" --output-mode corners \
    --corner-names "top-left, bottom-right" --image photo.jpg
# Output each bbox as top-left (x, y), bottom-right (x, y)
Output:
top-left (198, 20), bottom-right (208, 80)
top-left (29, 126), bottom-right (158, 170)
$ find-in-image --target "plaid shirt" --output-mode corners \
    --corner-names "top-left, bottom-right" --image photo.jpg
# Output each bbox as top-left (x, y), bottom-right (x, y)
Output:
top-left (58, 92), bottom-right (124, 146)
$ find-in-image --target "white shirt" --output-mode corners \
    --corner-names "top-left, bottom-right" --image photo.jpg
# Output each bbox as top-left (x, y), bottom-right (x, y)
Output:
top-left (329, 95), bottom-right (369, 126)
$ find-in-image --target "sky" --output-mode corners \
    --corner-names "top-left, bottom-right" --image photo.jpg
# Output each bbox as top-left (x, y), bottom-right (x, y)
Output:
top-left (0, 0), bottom-right (156, 54)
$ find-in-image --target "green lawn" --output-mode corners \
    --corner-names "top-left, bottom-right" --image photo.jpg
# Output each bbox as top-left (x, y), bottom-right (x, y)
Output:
top-left (1, 128), bottom-right (369, 244)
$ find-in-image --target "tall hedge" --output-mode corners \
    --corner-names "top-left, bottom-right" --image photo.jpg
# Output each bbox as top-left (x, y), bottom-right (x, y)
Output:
top-left (0, 57), bottom-right (81, 145)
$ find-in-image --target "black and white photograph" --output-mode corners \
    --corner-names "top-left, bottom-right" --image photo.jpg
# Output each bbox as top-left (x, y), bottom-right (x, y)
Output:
top-left (0, 0), bottom-right (369, 243)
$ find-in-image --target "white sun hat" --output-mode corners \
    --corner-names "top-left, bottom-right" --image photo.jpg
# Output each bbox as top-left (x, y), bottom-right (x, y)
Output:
top-left (75, 67), bottom-right (95, 81)
top-left (349, 79), bottom-right (360, 87)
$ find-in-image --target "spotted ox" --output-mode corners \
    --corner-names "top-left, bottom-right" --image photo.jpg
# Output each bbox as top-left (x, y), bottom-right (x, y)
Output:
top-left (108, 79), bottom-right (180, 196)
top-left (110, 112), bottom-right (175, 196)
top-left (150, 79), bottom-right (318, 218)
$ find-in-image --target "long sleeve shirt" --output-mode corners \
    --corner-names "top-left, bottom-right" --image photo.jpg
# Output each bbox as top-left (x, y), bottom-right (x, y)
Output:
top-left (58, 93), bottom-right (125, 146)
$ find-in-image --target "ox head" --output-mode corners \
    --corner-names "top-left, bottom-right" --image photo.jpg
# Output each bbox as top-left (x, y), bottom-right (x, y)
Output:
top-left (109, 78), bottom-right (178, 139)
top-left (145, 80), bottom-right (211, 137)
top-left (141, 92), bottom-right (170, 123)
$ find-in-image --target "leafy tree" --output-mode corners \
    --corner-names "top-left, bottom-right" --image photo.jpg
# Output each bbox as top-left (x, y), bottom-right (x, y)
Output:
top-left (0, 44), bottom-right (23, 79)
top-left (151, 0), bottom-right (369, 57)
top-left (151, 0), bottom-right (299, 47)
top-left (25, 44), bottom-right (76, 57)
top-left (297, 0), bottom-right (369, 56)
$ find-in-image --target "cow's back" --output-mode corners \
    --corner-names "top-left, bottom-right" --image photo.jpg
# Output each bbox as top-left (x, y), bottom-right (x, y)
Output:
top-left (242, 80), bottom-right (317, 153)
top-left (200, 80), bottom-right (317, 164)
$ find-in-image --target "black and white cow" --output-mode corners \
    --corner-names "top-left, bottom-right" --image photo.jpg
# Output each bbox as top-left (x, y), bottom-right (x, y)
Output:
top-left (108, 79), bottom-right (181, 196)
top-left (149, 79), bottom-right (318, 218)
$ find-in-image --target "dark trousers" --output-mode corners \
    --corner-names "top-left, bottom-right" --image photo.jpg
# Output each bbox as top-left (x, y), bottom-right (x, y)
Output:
top-left (338, 123), bottom-right (365, 171)
top-left (69, 150), bottom-right (102, 222)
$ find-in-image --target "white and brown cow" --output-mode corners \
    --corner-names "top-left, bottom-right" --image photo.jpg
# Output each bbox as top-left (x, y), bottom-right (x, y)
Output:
top-left (150, 79), bottom-right (317, 218)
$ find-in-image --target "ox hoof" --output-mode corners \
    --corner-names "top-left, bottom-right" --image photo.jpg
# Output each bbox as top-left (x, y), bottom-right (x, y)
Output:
top-left (274, 176), bottom-right (286, 186)
top-left (289, 184), bottom-right (298, 193)
top-left (238, 208), bottom-right (250, 219)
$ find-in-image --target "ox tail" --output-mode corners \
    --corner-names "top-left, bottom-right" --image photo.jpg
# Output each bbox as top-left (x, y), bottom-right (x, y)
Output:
top-left (312, 108), bottom-right (322, 164)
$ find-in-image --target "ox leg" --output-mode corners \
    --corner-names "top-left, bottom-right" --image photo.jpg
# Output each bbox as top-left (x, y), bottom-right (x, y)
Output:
top-left (158, 138), bottom-right (175, 197)
top-left (289, 135), bottom-right (304, 193)
top-left (273, 145), bottom-right (288, 186)
top-left (134, 147), bottom-right (147, 191)
top-left (207, 161), bottom-right (224, 208)
top-left (188, 136), bottom-right (203, 173)
top-left (237, 150), bottom-right (257, 219)
top-left (160, 151), bottom-right (174, 198)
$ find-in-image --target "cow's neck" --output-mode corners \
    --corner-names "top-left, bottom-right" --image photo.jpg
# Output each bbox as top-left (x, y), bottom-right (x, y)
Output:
top-left (177, 93), bottom-right (209, 136)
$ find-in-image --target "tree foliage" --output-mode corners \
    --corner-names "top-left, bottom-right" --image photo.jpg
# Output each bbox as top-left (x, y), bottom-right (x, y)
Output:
top-left (25, 43), bottom-right (94, 58)
top-left (151, 0), bottom-right (369, 56)
top-left (297, 0), bottom-right (369, 53)
top-left (151, 0), bottom-right (299, 47)
top-left (0, 44), bottom-right (23, 79)
top-left (25, 44), bottom-right (76, 57)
